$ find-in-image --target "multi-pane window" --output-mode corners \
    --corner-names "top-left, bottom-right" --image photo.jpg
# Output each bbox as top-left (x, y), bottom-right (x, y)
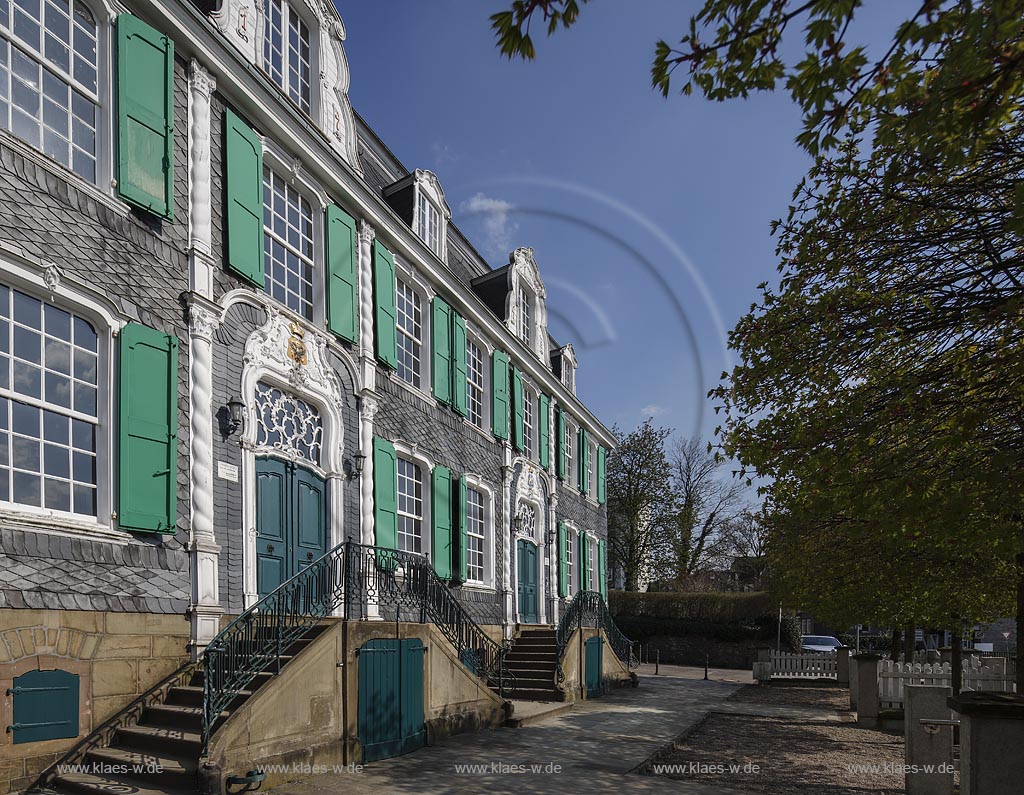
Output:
top-left (564, 419), bottom-right (574, 483)
top-left (263, 167), bottom-right (314, 319)
top-left (263, 0), bottom-right (311, 114)
top-left (397, 457), bottom-right (422, 554)
top-left (588, 537), bottom-right (596, 591)
top-left (562, 365), bottom-right (575, 393)
top-left (416, 192), bottom-right (440, 255)
top-left (522, 388), bottom-right (534, 460)
top-left (0, 285), bottom-right (98, 516)
top-left (517, 289), bottom-right (531, 345)
top-left (395, 279), bottom-right (422, 387)
top-left (0, 0), bottom-right (99, 182)
top-left (566, 528), bottom-right (575, 596)
top-left (466, 339), bottom-right (484, 428)
top-left (587, 441), bottom-right (595, 498)
top-left (466, 487), bottom-right (485, 584)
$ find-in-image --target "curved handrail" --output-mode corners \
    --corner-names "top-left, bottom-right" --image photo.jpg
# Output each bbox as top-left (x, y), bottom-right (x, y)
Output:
top-left (555, 590), bottom-right (638, 670)
top-left (202, 541), bottom-right (512, 752)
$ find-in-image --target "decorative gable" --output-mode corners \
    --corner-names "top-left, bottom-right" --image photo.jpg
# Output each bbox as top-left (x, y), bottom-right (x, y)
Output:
top-left (506, 247), bottom-right (548, 362)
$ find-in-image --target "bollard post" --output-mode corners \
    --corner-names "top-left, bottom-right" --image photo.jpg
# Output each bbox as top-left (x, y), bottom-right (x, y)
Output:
top-left (853, 652), bottom-right (881, 727)
top-left (904, 685), bottom-right (954, 795)
top-left (950, 692), bottom-right (1024, 795)
top-left (849, 654), bottom-right (860, 710)
top-left (704, 653), bottom-right (709, 681)
top-left (837, 646), bottom-right (851, 686)
top-left (655, 649), bottom-right (660, 676)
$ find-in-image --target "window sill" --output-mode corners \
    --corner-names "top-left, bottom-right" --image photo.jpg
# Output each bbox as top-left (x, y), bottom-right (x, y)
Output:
top-left (0, 507), bottom-right (131, 545)
top-left (460, 582), bottom-right (496, 594)
top-left (0, 129), bottom-right (131, 219)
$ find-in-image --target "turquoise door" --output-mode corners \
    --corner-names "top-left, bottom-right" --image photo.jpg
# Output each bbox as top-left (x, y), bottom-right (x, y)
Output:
top-left (517, 538), bottom-right (538, 623)
top-left (255, 457), bottom-right (328, 598)
top-left (585, 636), bottom-right (604, 698)
top-left (358, 638), bottom-right (426, 762)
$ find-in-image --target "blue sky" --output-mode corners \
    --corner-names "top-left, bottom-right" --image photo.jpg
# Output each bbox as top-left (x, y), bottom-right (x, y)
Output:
top-left (337, 0), bottom-right (911, 443)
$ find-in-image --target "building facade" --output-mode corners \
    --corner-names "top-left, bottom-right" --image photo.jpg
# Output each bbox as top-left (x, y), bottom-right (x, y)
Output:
top-left (0, 0), bottom-right (614, 786)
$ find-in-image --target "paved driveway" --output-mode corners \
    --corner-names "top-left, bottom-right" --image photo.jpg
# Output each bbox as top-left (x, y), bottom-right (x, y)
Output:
top-left (270, 667), bottom-right (755, 795)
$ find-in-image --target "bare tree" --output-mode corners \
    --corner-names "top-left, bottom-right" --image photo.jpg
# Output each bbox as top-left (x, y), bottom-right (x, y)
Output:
top-left (720, 509), bottom-right (769, 588)
top-left (660, 437), bottom-right (747, 584)
top-left (606, 420), bottom-right (674, 591)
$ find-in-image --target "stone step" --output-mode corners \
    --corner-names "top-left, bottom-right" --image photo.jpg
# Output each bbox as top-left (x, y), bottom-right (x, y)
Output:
top-left (114, 723), bottom-right (202, 756)
top-left (165, 685), bottom-right (253, 709)
top-left (51, 772), bottom-right (196, 795)
top-left (142, 703), bottom-right (228, 732)
top-left (506, 687), bottom-right (564, 702)
top-left (83, 746), bottom-right (196, 789)
top-left (505, 700), bottom-right (573, 728)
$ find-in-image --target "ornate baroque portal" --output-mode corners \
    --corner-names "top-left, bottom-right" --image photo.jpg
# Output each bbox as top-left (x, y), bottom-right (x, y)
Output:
top-left (238, 307), bottom-right (349, 607)
top-left (513, 463), bottom-right (549, 624)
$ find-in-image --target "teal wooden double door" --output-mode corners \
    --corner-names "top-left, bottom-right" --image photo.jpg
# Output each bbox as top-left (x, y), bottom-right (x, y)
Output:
top-left (255, 457), bottom-right (328, 598)
top-left (517, 539), bottom-right (539, 623)
top-left (358, 638), bottom-right (426, 762)
top-left (585, 636), bottom-right (604, 698)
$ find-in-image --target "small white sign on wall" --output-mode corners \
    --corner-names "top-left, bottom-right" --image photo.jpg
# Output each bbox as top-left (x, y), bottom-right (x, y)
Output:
top-left (217, 462), bottom-right (239, 483)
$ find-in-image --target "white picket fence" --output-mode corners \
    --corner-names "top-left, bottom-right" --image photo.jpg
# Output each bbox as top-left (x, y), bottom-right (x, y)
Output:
top-left (767, 650), bottom-right (837, 679)
top-left (878, 658), bottom-right (1016, 707)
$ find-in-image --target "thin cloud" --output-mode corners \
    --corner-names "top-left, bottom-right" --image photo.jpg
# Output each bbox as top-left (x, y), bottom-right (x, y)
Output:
top-left (459, 192), bottom-right (519, 260)
top-left (640, 404), bottom-right (668, 418)
top-left (432, 141), bottom-right (457, 167)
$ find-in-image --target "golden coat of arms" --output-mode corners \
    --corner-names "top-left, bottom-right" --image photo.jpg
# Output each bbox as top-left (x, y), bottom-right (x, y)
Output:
top-left (287, 322), bottom-right (308, 366)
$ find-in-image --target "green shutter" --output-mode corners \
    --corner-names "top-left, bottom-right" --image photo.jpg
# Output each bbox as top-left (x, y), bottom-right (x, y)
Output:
top-left (432, 298), bottom-right (452, 405)
top-left (373, 241), bottom-right (398, 369)
top-left (597, 446), bottom-right (607, 504)
top-left (598, 539), bottom-right (607, 598)
top-left (451, 313), bottom-right (468, 417)
top-left (118, 323), bottom-right (177, 533)
top-left (538, 394), bottom-right (550, 469)
top-left (432, 465), bottom-right (453, 579)
top-left (373, 437), bottom-right (397, 549)
top-left (325, 204), bottom-right (358, 343)
top-left (578, 427), bottom-right (590, 493)
top-left (492, 350), bottom-right (510, 440)
top-left (512, 367), bottom-right (524, 452)
top-left (557, 521), bottom-right (568, 598)
top-left (9, 669), bottom-right (79, 744)
top-left (556, 410), bottom-right (566, 481)
top-left (116, 15), bottom-right (173, 218)
top-left (578, 532), bottom-right (588, 591)
top-left (455, 475), bottom-right (468, 583)
top-left (224, 109), bottom-right (264, 287)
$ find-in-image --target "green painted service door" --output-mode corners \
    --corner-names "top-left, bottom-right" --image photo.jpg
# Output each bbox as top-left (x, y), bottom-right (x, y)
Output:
top-left (358, 638), bottom-right (426, 762)
top-left (517, 539), bottom-right (539, 623)
top-left (255, 457), bottom-right (328, 598)
top-left (585, 636), bottom-right (604, 698)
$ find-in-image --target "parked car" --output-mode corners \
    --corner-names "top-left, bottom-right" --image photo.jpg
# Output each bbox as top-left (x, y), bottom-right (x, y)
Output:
top-left (801, 635), bottom-right (843, 653)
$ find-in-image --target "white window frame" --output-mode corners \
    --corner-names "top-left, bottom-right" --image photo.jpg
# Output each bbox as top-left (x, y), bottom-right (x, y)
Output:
top-left (261, 0), bottom-right (316, 116)
top-left (517, 287), bottom-right (532, 347)
top-left (0, 0), bottom-right (112, 190)
top-left (564, 415), bottom-right (576, 486)
top-left (262, 164), bottom-right (318, 321)
top-left (395, 276), bottom-right (425, 389)
top-left (465, 335), bottom-right (487, 430)
top-left (410, 170), bottom-right (449, 264)
top-left (565, 523), bottom-right (576, 596)
top-left (462, 475), bottom-right (494, 589)
top-left (0, 256), bottom-right (120, 539)
top-left (416, 191), bottom-right (441, 256)
top-left (587, 439), bottom-right (597, 501)
top-left (588, 534), bottom-right (597, 591)
top-left (396, 455), bottom-right (425, 555)
top-left (391, 441), bottom-right (433, 559)
top-left (522, 384), bottom-right (534, 461)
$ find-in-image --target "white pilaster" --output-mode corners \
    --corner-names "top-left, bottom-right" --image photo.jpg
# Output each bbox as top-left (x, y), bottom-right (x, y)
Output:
top-left (357, 220), bottom-right (377, 391)
top-left (548, 491), bottom-right (559, 624)
top-left (187, 297), bottom-right (224, 657)
top-left (187, 60), bottom-right (216, 299)
top-left (501, 461), bottom-right (513, 635)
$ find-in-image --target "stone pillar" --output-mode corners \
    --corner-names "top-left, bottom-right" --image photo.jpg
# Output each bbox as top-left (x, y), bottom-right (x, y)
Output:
top-left (854, 653), bottom-right (881, 726)
top-left (186, 298), bottom-right (224, 656)
top-left (849, 655), bottom-right (860, 710)
top-left (356, 221), bottom-right (377, 395)
top-left (755, 646), bottom-right (771, 663)
top-left (501, 461), bottom-right (513, 636)
top-left (837, 646), bottom-right (851, 686)
top-left (187, 60), bottom-right (216, 299)
top-left (950, 693), bottom-right (1024, 795)
top-left (904, 685), bottom-right (954, 795)
top-left (547, 491), bottom-right (559, 625)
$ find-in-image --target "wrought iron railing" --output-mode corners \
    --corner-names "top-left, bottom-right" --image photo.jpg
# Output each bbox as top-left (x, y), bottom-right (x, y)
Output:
top-left (201, 541), bottom-right (512, 752)
top-left (555, 590), bottom-right (638, 670)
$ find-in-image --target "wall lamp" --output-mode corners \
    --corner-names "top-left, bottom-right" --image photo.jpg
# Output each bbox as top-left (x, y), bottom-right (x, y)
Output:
top-left (223, 395), bottom-right (246, 436)
top-left (346, 451), bottom-right (366, 480)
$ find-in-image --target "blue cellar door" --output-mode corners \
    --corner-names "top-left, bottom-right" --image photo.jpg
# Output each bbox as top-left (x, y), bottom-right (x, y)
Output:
top-left (358, 638), bottom-right (426, 762)
top-left (585, 636), bottom-right (604, 698)
top-left (255, 457), bottom-right (328, 598)
top-left (517, 539), bottom-right (539, 624)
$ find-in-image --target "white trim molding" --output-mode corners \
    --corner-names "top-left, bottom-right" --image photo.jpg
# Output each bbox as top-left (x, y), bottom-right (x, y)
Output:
top-left (506, 247), bottom-right (549, 363)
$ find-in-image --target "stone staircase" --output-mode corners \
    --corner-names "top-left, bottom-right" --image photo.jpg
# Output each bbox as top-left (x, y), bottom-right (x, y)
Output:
top-left (38, 624), bottom-right (331, 795)
top-left (503, 627), bottom-right (563, 702)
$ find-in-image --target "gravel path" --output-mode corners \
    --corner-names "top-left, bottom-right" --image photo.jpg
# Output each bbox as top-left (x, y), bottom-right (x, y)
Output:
top-left (726, 683), bottom-right (851, 713)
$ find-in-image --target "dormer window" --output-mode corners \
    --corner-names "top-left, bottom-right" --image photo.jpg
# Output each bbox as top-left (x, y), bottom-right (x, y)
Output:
top-left (504, 248), bottom-right (548, 362)
top-left (263, 0), bottom-right (311, 114)
top-left (556, 343), bottom-right (578, 396)
top-left (416, 191), bottom-right (441, 255)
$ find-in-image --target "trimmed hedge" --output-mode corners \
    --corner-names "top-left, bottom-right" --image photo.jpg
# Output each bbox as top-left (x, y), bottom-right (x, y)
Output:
top-left (609, 590), bottom-right (774, 622)
top-left (615, 615), bottom-right (777, 643)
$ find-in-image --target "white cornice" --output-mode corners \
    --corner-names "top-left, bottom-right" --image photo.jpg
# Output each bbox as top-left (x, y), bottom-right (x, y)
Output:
top-left (128, 0), bottom-right (615, 449)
